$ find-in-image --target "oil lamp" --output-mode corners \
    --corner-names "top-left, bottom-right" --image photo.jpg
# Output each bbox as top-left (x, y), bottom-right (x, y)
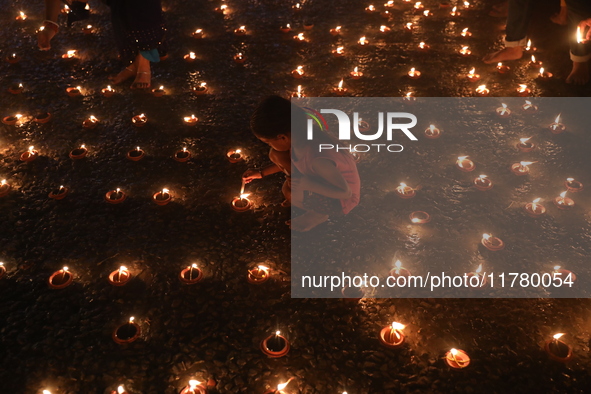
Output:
top-left (112, 316), bottom-right (141, 344)
top-left (303, 22), bottom-right (314, 30)
top-left (418, 41), bottom-right (430, 51)
top-left (460, 27), bottom-right (471, 37)
top-left (247, 264), bottom-right (270, 284)
top-left (101, 85), bottom-right (115, 97)
top-left (538, 67), bottom-right (553, 80)
top-left (292, 85), bottom-right (305, 98)
top-left (48, 266), bottom-right (73, 289)
top-left (192, 82), bottom-right (208, 95)
top-left (261, 330), bottom-right (290, 358)
top-left (350, 66), bottom-right (363, 79)
top-left (379, 322), bottom-right (406, 348)
top-left (280, 24), bottom-right (291, 33)
top-left (227, 148), bottom-right (244, 163)
top-left (330, 26), bottom-right (341, 36)
top-left (192, 28), bottom-right (204, 38)
top-left (577, 25), bottom-right (588, 44)
top-left (112, 385), bottom-right (128, 394)
top-left (473, 175), bottom-right (492, 191)
top-left (184, 52), bottom-right (197, 62)
top-left (333, 79), bottom-right (347, 95)
top-left (0, 262), bottom-right (5, 279)
top-left (424, 124), bottom-right (441, 139)
top-left (8, 83), bottom-right (23, 95)
top-left (544, 333), bottom-right (573, 363)
top-left (20, 146), bottom-right (38, 162)
top-left (510, 161), bottom-right (534, 176)
top-left (66, 86), bottom-right (82, 97)
top-left (549, 114), bottom-right (565, 134)
top-left (365, 4), bottom-right (376, 13)
top-left (475, 85), bottom-right (489, 97)
top-left (69, 144), bottom-right (88, 160)
top-left (82, 24), bottom-right (93, 34)
top-left (496, 103), bottom-right (511, 118)
top-left (389, 260), bottom-right (411, 277)
top-left (108, 265), bottom-right (132, 286)
top-left (127, 146), bottom-right (145, 161)
top-left (458, 46), bottom-right (471, 56)
top-left (234, 25), bottom-right (246, 36)
top-left (517, 137), bottom-right (535, 152)
top-left (174, 147), bottom-right (191, 162)
top-left (516, 84), bottom-right (530, 96)
top-left (529, 55), bottom-right (541, 68)
top-left (423, 9), bottom-right (432, 16)
top-left (450, 6), bottom-right (460, 16)
top-left (183, 114), bottom-right (198, 126)
top-left (233, 52), bottom-right (246, 64)
top-left (180, 380), bottom-right (206, 394)
top-left (48, 185), bottom-right (68, 200)
top-left (414, 1), bottom-right (424, 11)
top-left (153, 188), bottom-right (172, 205)
top-left (358, 36), bottom-right (369, 46)
top-left (105, 188), bottom-right (126, 204)
top-left (466, 264), bottom-right (487, 288)
top-left (523, 198), bottom-right (545, 217)
top-left (332, 46), bottom-right (345, 57)
top-left (554, 191), bottom-right (574, 209)
top-left (62, 49), bottom-right (77, 59)
top-left (456, 156), bottom-right (475, 172)
top-left (466, 68), bottom-right (480, 82)
top-left (179, 263), bottom-right (203, 284)
top-left (0, 180), bottom-right (12, 197)
top-left (403, 91), bottom-right (416, 103)
top-left (395, 182), bottom-right (415, 199)
top-left (151, 85), bottom-right (165, 97)
top-left (564, 178), bottom-right (583, 192)
top-left (2, 114), bottom-right (22, 126)
top-left (35, 112), bottom-right (52, 123)
top-left (521, 100), bottom-right (538, 113)
top-left (407, 67), bottom-right (421, 79)
top-left (496, 62), bottom-right (510, 74)
top-left (380, 25), bottom-right (391, 33)
top-left (214, 4), bottom-right (228, 14)
top-left (16, 11), bottom-right (27, 21)
top-left (384, 0), bottom-right (395, 8)
top-left (232, 193), bottom-right (252, 212)
top-left (293, 33), bottom-right (306, 42)
top-left (445, 348), bottom-right (470, 368)
top-left (291, 66), bottom-right (304, 78)
top-left (62, 4), bottom-right (69, 13)
top-left (481, 233), bottom-right (504, 251)
top-left (293, 2), bottom-right (302, 11)
top-left (6, 53), bottom-right (20, 64)
top-left (404, 22), bottom-right (414, 31)
top-left (82, 115), bottom-right (98, 129)
top-left (409, 211), bottom-right (430, 224)
top-left (132, 113), bottom-right (147, 127)
top-left (553, 265), bottom-right (576, 285)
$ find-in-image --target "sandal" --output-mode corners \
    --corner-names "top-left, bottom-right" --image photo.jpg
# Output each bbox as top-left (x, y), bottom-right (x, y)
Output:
top-left (110, 66), bottom-right (136, 85)
top-left (131, 71), bottom-right (151, 89)
top-left (38, 20), bottom-right (59, 51)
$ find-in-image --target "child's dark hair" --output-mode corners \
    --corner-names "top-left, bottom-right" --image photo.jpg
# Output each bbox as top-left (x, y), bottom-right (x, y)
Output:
top-left (250, 95), bottom-right (307, 139)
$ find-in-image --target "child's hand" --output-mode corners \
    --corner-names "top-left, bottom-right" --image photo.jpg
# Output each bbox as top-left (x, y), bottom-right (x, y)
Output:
top-left (242, 169), bottom-right (262, 183)
top-left (579, 19), bottom-right (591, 41)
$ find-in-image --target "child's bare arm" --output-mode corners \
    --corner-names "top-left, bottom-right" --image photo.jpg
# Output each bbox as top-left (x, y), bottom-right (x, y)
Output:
top-left (242, 164), bottom-right (282, 183)
top-left (296, 158), bottom-right (352, 199)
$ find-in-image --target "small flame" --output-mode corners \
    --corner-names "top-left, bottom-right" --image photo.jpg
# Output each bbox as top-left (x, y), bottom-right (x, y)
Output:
top-left (277, 382), bottom-right (289, 390)
top-left (457, 156), bottom-right (468, 161)
top-left (28, 146), bottom-right (35, 153)
top-left (533, 198), bottom-right (541, 203)
top-left (482, 233), bottom-right (491, 240)
top-left (475, 264), bottom-right (482, 274)
top-left (405, 22), bottom-right (413, 30)
top-left (414, 2), bottom-right (422, 9)
top-left (189, 52), bottom-right (196, 59)
top-left (107, 85), bottom-right (113, 91)
top-left (183, 147), bottom-right (187, 152)
top-left (423, 10), bottom-right (430, 16)
top-left (531, 55), bottom-right (536, 63)
top-left (518, 84), bottom-right (528, 92)
top-left (451, 6), bottom-right (457, 13)
top-left (475, 85), bottom-right (488, 93)
top-left (336, 46), bottom-right (344, 53)
top-left (577, 26), bottom-right (584, 44)
top-left (117, 385), bottom-right (125, 394)
top-left (520, 161), bottom-right (534, 167)
top-left (450, 348), bottom-right (458, 356)
top-left (429, 124), bottom-right (436, 131)
top-left (338, 79), bottom-right (344, 89)
top-left (399, 182), bottom-right (407, 188)
top-left (554, 265), bottom-right (561, 271)
top-left (539, 67), bottom-right (545, 75)
top-left (461, 28), bottom-right (469, 36)
top-left (553, 333), bottom-right (565, 340)
top-left (19, 11), bottom-right (26, 19)
top-left (353, 66), bottom-right (359, 73)
top-left (191, 263), bottom-right (198, 268)
top-left (559, 191), bottom-right (567, 198)
top-left (235, 149), bottom-right (242, 154)
top-left (468, 67), bottom-right (475, 75)
top-left (119, 266), bottom-right (128, 272)
top-left (405, 92), bottom-right (413, 98)
top-left (240, 193), bottom-right (250, 199)
top-left (129, 316), bottom-right (135, 323)
top-left (162, 188), bottom-right (169, 194)
top-left (359, 36), bottom-right (367, 45)
top-left (391, 322), bottom-right (405, 330)
top-left (189, 380), bottom-right (200, 389)
top-left (159, 85), bottom-right (164, 90)
top-left (63, 266), bottom-right (69, 272)
top-left (411, 218), bottom-right (420, 223)
top-left (554, 114), bottom-right (561, 124)
top-left (80, 144), bottom-right (86, 149)
top-left (43, 391), bottom-right (51, 394)
top-left (380, 25), bottom-right (387, 32)
top-left (394, 260), bottom-right (402, 269)
top-left (116, 188), bottom-right (121, 193)
top-left (479, 175), bottom-right (487, 179)
top-left (195, 29), bottom-right (202, 34)
top-left (368, 5), bottom-right (375, 11)
top-left (67, 50), bottom-right (76, 58)
top-left (297, 33), bottom-right (305, 40)
top-left (526, 39), bottom-right (532, 50)
top-left (1, 180), bottom-right (5, 186)
top-left (335, 26), bottom-right (341, 31)
top-left (275, 330), bottom-right (281, 336)
top-left (239, 25), bottom-right (245, 30)
top-left (519, 137), bottom-right (531, 143)
top-left (501, 103), bottom-right (507, 109)
top-left (419, 42), bottom-right (426, 49)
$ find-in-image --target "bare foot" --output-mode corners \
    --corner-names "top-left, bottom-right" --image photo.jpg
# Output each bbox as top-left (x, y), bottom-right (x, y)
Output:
top-left (110, 66), bottom-right (136, 85)
top-left (483, 46), bottom-right (523, 64)
top-left (566, 62), bottom-right (589, 85)
top-left (281, 200), bottom-right (291, 207)
top-left (131, 71), bottom-right (151, 89)
top-left (37, 23), bottom-right (58, 51)
top-left (290, 211), bottom-right (329, 232)
top-left (550, 7), bottom-right (568, 25)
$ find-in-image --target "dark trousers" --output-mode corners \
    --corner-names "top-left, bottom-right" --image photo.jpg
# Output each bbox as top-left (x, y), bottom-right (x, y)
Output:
top-left (505, 0), bottom-right (535, 46)
top-left (566, 0), bottom-right (591, 61)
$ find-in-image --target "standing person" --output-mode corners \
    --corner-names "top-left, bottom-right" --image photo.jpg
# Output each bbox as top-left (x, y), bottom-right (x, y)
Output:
top-left (37, 0), bottom-right (90, 50)
top-left (107, 0), bottom-right (167, 89)
top-left (565, 0), bottom-right (591, 84)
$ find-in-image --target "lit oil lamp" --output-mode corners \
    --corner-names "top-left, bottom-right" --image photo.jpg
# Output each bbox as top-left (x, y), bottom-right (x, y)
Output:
top-left (525, 39), bottom-right (535, 52)
top-left (510, 161), bottom-right (534, 176)
top-left (554, 191), bottom-right (574, 209)
top-left (153, 188), bottom-right (172, 205)
top-left (192, 28), bottom-right (204, 38)
top-left (456, 156), bottom-right (475, 172)
top-left (304, 22), bottom-right (314, 30)
top-left (151, 85), bottom-right (165, 97)
top-left (0, 262), bottom-right (5, 279)
top-left (108, 265), bottom-right (132, 286)
top-left (179, 263), bottom-right (203, 285)
top-left (565, 178), bottom-right (583, 192)
top-left (384, 0), bottom-right (396, 8)
top-left (333, 79), bottom-right (348, 96)
top-left (82, 24), bottom-right (93, 34)
top-left (521, 100), bottom-right (538, 113)
top-left (380, 25), bottom-right (391, 33)
top-left (232, 193), bottom-right (252, 212)
top-left (473, 175), bottom-right (492, 191)
top-left (174, 147), bottom-right (191, 162)
top-left (549, 114), bottom-right (565, 134)
top-left (529, 55), bottom-right (542, 68)
top-left (6, 53), bottom-right (21, 64)
top-left (407, 67), bottom-right (421, 79)
top-left (291, 66), bottom-right (305, 78)
top-left (180, 380), bottom-right (207, 394)
top-left (481, 233), bottom-right (504, 251)
top-left (418, 41), bottom-right (430, 51)
top-left (247, 264), bottom-right (270, 284)
top-left (466, 68), bottom-right (480, 82)
top-left (330, 26), bottom-right (342, 36)
top-left (332, 46), bottom-right (345, 57)
top-left (233, 52), bottom-right (246, 64)
top-left (127, 146), bottom-right (145, 161)
top-left (445, 348), bottom-right (470, 369)
top-left (293, 2), bottom-right (302, 11)
top-left (365, 4), bottom-right (376, 13)
top-left (184, 52), bottom-right (197, 62)
top-left (544, 333), bottom-right (573, 363)
top-left (35, 112), bottom-right (52, 124)
top-left (112, 316), bottom-right (141, 344)
top-left (497, 62), bottom-right (511, 74)
top-left (82, 115), bottom-right (98, 129)
top-left (523, 198), bottom-right (545, 217)
top-left (538, 67), bottom-right (553, 80)
top-left (132, 113), bottom-right (147, 127)
top-left (496, 103), bottom-right (511, 118)
top-left (66, 86), bottom-right (82, 97)
top-left (450, 6), bottom-right (460, 16)
top-left (111, 385), bottom-right (128, 394)
top-left (460, 27), bottom-right (471, 37)
top-left (350, 66), bottom-right (363, 79)
top-left (409, 211), bottom-right (431, 224)
top-left (292, 85), bottom-right (305, 98)
top-left (293, 33), bottom-right (306, 42)
top-left (2, 113), bottom-right (22, 126)
top-left (280, 24), bottom-right (292, 33)
top-left (263, 378), bottom-right (296, 394)
top-left (234, 25), bottom-right (246, 36)
top-left (16, 11), bottom-right (27, 21)
top-left (0, 179), bottom-right (12, 198)
top-left (475, 84), bottom-right (489, 97)
top-left (414, 1), bottom-right (424, 11)
top-left (516, 84), bottom-right (530, 97)
top-left (424, 124), bottom-right (441, 139)
top-left (69, 144), bottom-right (88, 160)
top-left (183, 114), bottom-right (198, 126)
top-left (261, 330), bottom-right (290, 358)
top-left (458, 46), bottom-right (471, 56)
top-left (48, 185), bottom-right (68, 200)
top-left (403, 91), bottom-right (416, 103)
top-left (48, 266), bottom-right (73, 289)
top-left (404, 22), bottom-right (414, 31)
top-left (20, 145), bottom-right (38, 162)
top-left (423, 9), bottom-right (433, 16)
top-left (552, 265), bottom-right (577, 285)
top-left (358, 36), bottom-right (369, 46)
top-left (192, 82), bottom-right (208, 95)
top-left (389, 260), bottom-right (411, 278)
top-left (62, 4), bottom-right (70, 14)
top-left (379, 322), bottom-right (406, 348)
top-left (395, 182), bottom-right (416, 199)
top-left (62, 49), bottom-right (77, 59)
top-left (101, 85), bottom-right (115, 97)
top-left (227, 148), bottom-right (244, 163)
top-left (516, 137), bottom-right (535, 152)
top-left (105, 188), bottom-right (126, 204)
top-left (214, 4), bottom-right (228, 14)
top-left (8, 83), bottom-right (24, 95)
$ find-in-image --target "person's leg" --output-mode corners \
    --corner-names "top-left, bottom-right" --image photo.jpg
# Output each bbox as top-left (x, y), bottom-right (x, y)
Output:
top-left (131, 54), bottom-right (151, 89)
top-left (566, 0), bottom-right (591, 84)
top-left (38, 0), bottom-right (62, 50)
top-left (483, 0), bottom-right (535, 63)
top-left (551, 0), bottom-right (568, 25)
top-left (269, 148), bottom-right (292, 205)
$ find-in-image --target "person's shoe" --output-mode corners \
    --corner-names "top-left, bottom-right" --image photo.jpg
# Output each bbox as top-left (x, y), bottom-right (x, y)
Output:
top-left (67, 1), bottom-right (90, 27)
top-left (38, 20), bottom-right (59, 51)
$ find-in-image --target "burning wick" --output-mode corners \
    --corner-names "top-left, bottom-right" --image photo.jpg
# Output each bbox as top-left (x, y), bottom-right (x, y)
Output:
top-left (294, 33), bottom-right (305, 41)
top-left (184, 52), bottom-right (197, 62)
top-left (496, 62), bottom-right (510, 74)
top-left (234, 25), bottom-right (246, 35)
top-left (16, 11), bottom-right (27, 21)
top-left (358, 36), bottom-right (369, 46)
top-left (511, 161), bottom-right (534, 176)
top-left (330, 26), bottom-right (341, 36)
top-left (525, 39), bottom-right (533, 51)
top-left (183, 114), bottom-right (198, 125)
top-left (460, 27), bottom-right (471, 37)
top-left (496, 103), bottom-right (511, 117)
top-left (63, 50), bottom-right (77, 59)
top-left (292, 85), bottom-right (304, 98)
top-left (403, 92), bottom-right (416, 102)
top-left (102, 85), bottom-right (115, 97)
top-left (530, 55), bottom-right (541, 68)
top-left (450, 6), bottom-right (460, 16)
top-left (459, 46), bottom-right (471, 56)
top-left (390, 260), bottom-right (411, 277)
top-left (291, 66), bottom-right (304, 78)
top-left (456, 156), bottom-right (475, 172)
top-left (516, 84), bottom-right (530, 96)
top-left (466, 264), bottom-right (487, 288)
top-left (332, 46), bottom-right (345, 57)
top-left (549, 114), bottom-right (565, 134)
top-left (333, 79), bottom-right (347, 95)
top-left (475, 85), bottom-right (489, 96)
top-left (481, 233), bottom-right (504, 251)
top-left (538, 67), bottom-right (553, 79)
top-left (379, 322), bottom-right (406, 348)
top-left (446, 348), bottom-right (470, 368)
top-left (407, 67), bottom-right (421, 79)
top-left (466, 67), bottom-right (480, 82)
top-left (554, 191), bottom-right (575, 209)
top-left (545, 333), bottom-right (573, 362)
top-left (380, 25), bottom-right (391, 33)
top-left (522, 100), bottom-right (538, 113)
top-left (577, 26), bottom-right (588, 44)
top-left (350, 66), bottom-right (363, 79)
top-left (418, 41), bottom-right (429, 51)
top-left (524, 198), bottom-right (546, 217)
top-left (565, 178), bottom-right (583, 192)
top-left (405, 22), bottom-right (414, 31)
top-left (365, 4), bottom-right (376, 12)
top-left (192, 28), bottom-right (204, 38)
top-left (395, 182), bottom-right (416, 199)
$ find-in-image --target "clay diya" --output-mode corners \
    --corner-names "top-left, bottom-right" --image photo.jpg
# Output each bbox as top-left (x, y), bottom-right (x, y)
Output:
top-left (517, 137), bottom-right (535, 152)
top-left (112, 317), bottom-right (141, 344)
top-left (183, 115), bottom-right (198, 126)
top-left (350, 67), bottom-right (363, 79)
top-left (564, 178), bottom-right (583, 193)
top-left (523, 198), bottom-right (546, 217)
top-left (82, 115), bottom-right (99, 129)
top-left (333, 80), bottom-right (347, 96)
top-left (0, 262), bottom-right (5, 279)
top-left (332, 46), bottom-right (345, 57)
top-left (544, 333), bottom-right (573, 363)
top-left (184, 52), bottom-right (197, 62)
top-left (458, 46), bottom-right (471, 57)
top-left (522, 100), bottom-right (538, 113)
top-left (16, 11), bottom-right (27, 21)
top-left (69, 145), bottom-right (88, 160)
top-left (126, 147), bottom-right (145, 161)
top-left (66, 86), bottom-right (82, 97)
top-left (553, 191), bottom-right (574, 209)
top-left (232, 193), bottom-right (252, 211)
top-left (179, 264), bottom-right (203, 284)
top-left (395, 183), bottom-right (415, 199)
top-left (263, 379), bottom-right (294, 394)
top-left (460, 27), bottom-right (471, 37)
top-left (20, 146), bottom-right (38, 162)
top-left (516, 84), bottom-right (531, 97)
top-left (6, 53), bottom-right (21, 64)
top-left (466, 68), bottom-right (480, 82)
top-left (2, 114), bottom-right (22, 126)
top-left (132, 113), bottom-right (147, 127)
top-left (151, 85), bottom-right (165, 97)
top-left (192, 82), bottom-right (208, 95)
top-left (260, 331), bottom-right (290, 358)
top-left (466, 264), bottom-right (487, 288)
top-left (456, 156), bottom-right (475, 172)
top-left (389, 260), bottom-right (411, 277)
top-left (48, 266), bottom-right (73, 289)
top-left (105, 188), bottom-right (126, 204)
top-left (481, 233), bottom-right (504, 251)
top-left (233, 53), bottom-right (246, 64)
top-left (48, 185), bottom-right (68, 200)
top-left (227, 148), bottom-right (244, 163)
top-left (552, 265), bottom-right (576, 286)
top-left (62, 49), bottom-right (77, 59)
top-left (174, 147), bottom-right (192, 162)
top-left (549, 114), bottom-right (565, 134)
top-left (247, 264), bottom-right (269, 284)
top-left (475, 85), bottom-right (490, 97)
top-left (0, 180), bottom-right (11, 197)
top-left (101, 85), bottom-right (115, 97)
top-left (329, 26), bottom-right (341, 36)
top-left (407, 67), bottom-right (421, 79)
top-left (234, 25), bottom-right (246, 36)
top-left (8, 83), bottom-right (23, 95)
top-left (424, 124), bottom-right (441, 139)
top-left (510, 161), bottom-right (534, 176)
top-left (379, 322), bottom-right (406, 348)
top-left (538, 67), bottom-right (553, 80)
top-left (358, 36), bottom-right (369, 46)
top-left (291, 66), bottom-right (304, 78)
top-left (292, 85), bottom-right (305, 98)
top-left (108, 266), bottom-right (132, 286)
top-left (445, 348), bottom-right (470, 369)
top-left (496, 103), bottom-right (511, 118)
top-left (82, 24), bottom-right (93, 34)
top-left (473, 175), bottom-right (492, 191)
top-left (280, 24), bottom-right (292, 33)
top-left (153, 188), bottom-right (172, 205)
top-left (192, 28), bottom-right (204, 38)
top-left (409, 211), bottom-right (431, 224)
top-left (496, 62), bottom-right (510, 74)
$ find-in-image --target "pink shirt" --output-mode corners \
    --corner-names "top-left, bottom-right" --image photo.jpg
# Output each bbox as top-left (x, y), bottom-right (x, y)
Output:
top-left (292, 145), bottom-right (360, 214)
